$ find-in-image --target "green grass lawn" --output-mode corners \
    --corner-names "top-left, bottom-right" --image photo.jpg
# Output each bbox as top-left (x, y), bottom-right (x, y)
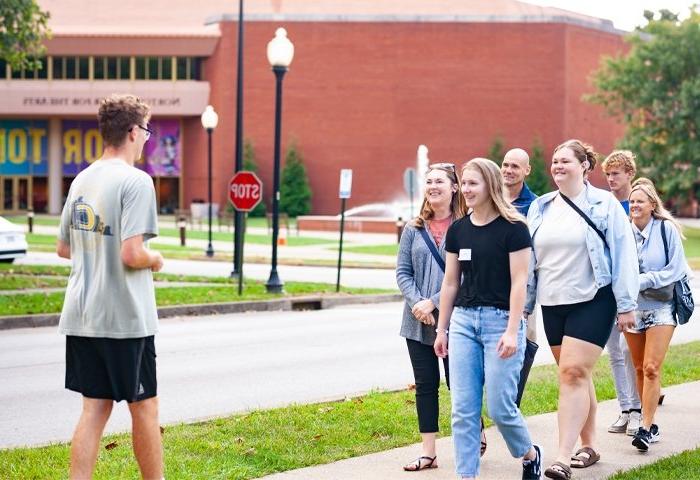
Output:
top-left (340, 244), bottom-right (399, 256)
top-left (157, 227), bottom-right (333, 247)
top-left (682, 226), bottom-right (700, 257)
top-left (608, 448), bottom-right (700, 479)
top-left (2, 341), bottom-right (699, 479)
top-left (0, 273), bottom-right (67, 290)
top-left (4, 215), bottom-right (60, 227)
top-left (0, 272), bottom-right (391, 316)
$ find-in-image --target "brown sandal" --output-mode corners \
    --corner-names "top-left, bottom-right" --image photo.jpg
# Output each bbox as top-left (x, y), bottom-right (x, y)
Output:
top-left (570, 446), bottom-right (600, 468)
top-left (480, 417), bottom-right (487, 457)
top-left (403, 456), bottom-right (438, 471)
top-left (545, 461), bottom-right (572, 479)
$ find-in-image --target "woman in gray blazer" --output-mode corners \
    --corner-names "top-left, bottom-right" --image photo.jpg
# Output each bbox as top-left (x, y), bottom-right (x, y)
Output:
top-left (397, 162), bottom-right (467, 471)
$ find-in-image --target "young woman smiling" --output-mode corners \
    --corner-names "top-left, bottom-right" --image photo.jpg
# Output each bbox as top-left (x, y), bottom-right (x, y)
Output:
top-left (434, 158), bottom-right (541, 480)
top-left (524, 140), bottom-right (639, 480)
top-left (625, 179), bottom-right (688, 452)
top-left (396, 163), bottom-right (467, 472)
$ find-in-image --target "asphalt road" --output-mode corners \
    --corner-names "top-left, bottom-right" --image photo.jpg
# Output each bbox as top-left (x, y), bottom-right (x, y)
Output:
top-left (1, 302), bottom-right (413, 448)
top-left (4, 298), bottom-right (700, 449)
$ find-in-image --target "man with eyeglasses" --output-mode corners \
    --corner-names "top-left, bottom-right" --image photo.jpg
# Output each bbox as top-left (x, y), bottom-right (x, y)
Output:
top-left (501, 148), bottom-right (539, 407)
top-left (56, 94), bottom-right (164, 479)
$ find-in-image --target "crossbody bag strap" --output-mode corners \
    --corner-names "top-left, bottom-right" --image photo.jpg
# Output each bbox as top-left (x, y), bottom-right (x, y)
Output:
top-left (659, 220), bottom-right (670, 265)
top-left (559, 192), bottom-right (609, 250)
top-left (418, 227), bottom-right (446, 273)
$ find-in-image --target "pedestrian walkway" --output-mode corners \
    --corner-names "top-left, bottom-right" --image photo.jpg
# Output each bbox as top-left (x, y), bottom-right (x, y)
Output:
top-left (262, 381), bottom-right (700, 479)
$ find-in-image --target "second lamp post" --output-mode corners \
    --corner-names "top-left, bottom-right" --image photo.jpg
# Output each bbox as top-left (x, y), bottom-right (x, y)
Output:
top-left (265, 28), bottom-right (294, 294)
top-left (201, 105), bottom-right (219, 258)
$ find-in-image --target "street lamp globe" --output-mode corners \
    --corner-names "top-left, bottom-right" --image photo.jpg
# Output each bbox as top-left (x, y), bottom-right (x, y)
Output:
top-left (267, 27), bottom-right (294, 68)
top-left (201, 105), bottom-right (219, 130)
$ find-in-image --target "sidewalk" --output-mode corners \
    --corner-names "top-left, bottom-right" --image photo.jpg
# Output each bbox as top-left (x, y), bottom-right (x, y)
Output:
top-left (262, 381), bottom-right (700, 479)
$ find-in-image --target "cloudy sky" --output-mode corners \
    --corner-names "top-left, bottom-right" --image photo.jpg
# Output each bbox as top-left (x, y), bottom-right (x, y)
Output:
top-left (532, 0), bottom-right (695, 30)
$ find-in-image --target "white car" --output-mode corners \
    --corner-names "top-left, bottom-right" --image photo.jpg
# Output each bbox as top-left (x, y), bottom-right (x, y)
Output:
top-left (0, 216), bottom-right (28, 263)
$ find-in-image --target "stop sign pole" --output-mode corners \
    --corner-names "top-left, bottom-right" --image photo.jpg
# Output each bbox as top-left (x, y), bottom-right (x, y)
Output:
top-left (229, 171), bottom-right (263, 295)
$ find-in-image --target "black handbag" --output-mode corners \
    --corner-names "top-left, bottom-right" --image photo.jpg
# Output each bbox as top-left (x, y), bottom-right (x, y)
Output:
top-left (659, 221), bottom-right (694, 325)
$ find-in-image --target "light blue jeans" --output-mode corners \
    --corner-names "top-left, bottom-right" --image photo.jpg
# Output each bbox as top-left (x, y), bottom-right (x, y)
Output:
top-left (449, 306), bottom-right (533, 478)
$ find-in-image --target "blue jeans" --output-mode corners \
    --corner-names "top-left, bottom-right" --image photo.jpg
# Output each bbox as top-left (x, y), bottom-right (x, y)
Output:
top-left (449, 306), bottom-right (532, 477)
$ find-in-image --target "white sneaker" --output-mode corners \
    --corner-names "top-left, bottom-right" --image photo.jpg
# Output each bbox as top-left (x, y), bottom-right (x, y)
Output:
top-left (626, 411), bottom-right (642, 436)
top-left (608, 412), bottom-right (630, 433)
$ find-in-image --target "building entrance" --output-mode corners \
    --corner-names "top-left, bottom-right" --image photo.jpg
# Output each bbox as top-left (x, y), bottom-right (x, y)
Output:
top-left (0, 176), bottom-right (31, 213)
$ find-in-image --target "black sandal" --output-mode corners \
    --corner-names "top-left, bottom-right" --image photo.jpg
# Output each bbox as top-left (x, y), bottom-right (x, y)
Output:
top-left (403, 456), bottom-right (438, 471)
top-left (480, 417), bottom-right (487, 457)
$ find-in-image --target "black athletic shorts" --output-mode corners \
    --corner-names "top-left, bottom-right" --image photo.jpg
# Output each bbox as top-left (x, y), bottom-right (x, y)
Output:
top-left (65, 335), bottom-right (157, 403)
top-left (541, 284), bottom-right (616, 348)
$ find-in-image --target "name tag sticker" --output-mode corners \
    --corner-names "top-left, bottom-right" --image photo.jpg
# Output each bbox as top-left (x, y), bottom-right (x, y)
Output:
top-left (458, 248), bottom-right (472, 261)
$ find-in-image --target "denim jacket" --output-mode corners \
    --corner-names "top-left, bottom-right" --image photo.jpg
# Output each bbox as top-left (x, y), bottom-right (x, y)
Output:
top-left (524, 182), bottom-right (639, 314)
top-left (635, 218), bottom-right (688, 310)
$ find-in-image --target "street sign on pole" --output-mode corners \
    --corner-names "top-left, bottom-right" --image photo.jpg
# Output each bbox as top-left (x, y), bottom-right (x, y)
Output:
top-left (403, 167), bottom-right (418, 218)
top-left (336, 169), bottom-right (352, 291)
top-left (228, 171), bottom-right (263, 295)
top-left (229, 171), bottom-right (263, 212)
top-left (339, 169), bottom-right (352, 199)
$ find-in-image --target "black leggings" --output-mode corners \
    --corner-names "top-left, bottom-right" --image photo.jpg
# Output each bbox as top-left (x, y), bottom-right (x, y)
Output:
top-left (541, 284), bottom-right (617, 348)
top-left (406, 338), bottom-right (449, 433)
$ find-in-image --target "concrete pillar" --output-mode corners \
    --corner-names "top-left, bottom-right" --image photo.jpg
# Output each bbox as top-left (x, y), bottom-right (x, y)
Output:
top-left (48, 118), bottom-right (62, 214)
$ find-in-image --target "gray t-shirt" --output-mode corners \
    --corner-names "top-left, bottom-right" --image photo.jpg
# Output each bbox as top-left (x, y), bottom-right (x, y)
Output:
top-left (58, 158), bottom-right (159, 338)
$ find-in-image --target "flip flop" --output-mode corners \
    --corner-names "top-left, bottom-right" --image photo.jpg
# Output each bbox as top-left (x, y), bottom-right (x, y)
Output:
top-left (403, 455), bottom-right (438, 471)
top-left (570, 446), bottom-right (601, 468)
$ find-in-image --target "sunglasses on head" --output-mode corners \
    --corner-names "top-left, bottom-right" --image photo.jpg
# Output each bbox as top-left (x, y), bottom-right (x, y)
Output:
top-left (428, 162), bottom-right (456, 173)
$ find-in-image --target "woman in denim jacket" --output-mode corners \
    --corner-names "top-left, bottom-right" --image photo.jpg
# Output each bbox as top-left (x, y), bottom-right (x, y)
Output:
top-left (524, 140), bottom-right (638, 480)
top-left (396, 163), bottom-right (467, 471)
top-left (625, 179), bottom-right (688, 452)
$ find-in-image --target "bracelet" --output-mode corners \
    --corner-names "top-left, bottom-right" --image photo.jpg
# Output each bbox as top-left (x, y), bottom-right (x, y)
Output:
top-left (435, 328), bottom-right (448, 334)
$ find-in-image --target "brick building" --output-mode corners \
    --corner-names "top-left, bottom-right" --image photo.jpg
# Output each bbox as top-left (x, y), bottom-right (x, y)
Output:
top-left (0, 0), bottom-right (626, 215)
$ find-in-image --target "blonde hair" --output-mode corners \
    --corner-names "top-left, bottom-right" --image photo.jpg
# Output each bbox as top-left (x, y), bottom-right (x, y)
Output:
top-left (602, 150), bottom-right (637, 176)
top-left (554, 139), bottom-right (599, 173)
top-left (630, 177), bottom-right (685, 239)
top-left (462, 158), bottom-right (526, 224)
top-left (413, 164), bottom-right (468, 228)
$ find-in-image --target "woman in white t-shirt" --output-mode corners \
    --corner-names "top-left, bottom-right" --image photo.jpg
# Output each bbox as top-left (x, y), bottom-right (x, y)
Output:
top-left (525, 140), bottom-right (639, 480)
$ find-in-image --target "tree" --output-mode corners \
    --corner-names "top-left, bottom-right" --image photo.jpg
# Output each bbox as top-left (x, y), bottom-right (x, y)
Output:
top-left (588, 8), bottom-right (700, 199)
top-left (241, 139), bottom-right (266, 217)
top-left (487, 136), bottom-right (505, 162)
top-left (279, 141), bottom-right (312, 217)
top-left (0, 0), bottom-right (51, 71)
top-left (527, 138), bottom-right (553, 196)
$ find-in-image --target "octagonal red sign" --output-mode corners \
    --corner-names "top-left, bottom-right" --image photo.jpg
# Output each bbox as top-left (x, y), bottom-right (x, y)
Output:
top-left (228, 171), bottom-right (263, 212)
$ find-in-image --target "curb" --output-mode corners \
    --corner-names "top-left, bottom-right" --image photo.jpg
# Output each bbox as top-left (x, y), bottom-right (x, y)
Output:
top-left (0, 293), bottom-right (403, 331)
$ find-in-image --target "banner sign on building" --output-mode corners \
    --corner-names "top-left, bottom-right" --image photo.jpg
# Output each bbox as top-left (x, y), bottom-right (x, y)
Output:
top-left (62, 119), bottom-right (182, 176)
top-left (0, 120), bottom-right (49, 175)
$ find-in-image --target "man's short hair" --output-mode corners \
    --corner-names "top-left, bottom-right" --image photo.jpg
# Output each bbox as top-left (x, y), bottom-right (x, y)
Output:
top-left (602, 150), bottom-right (637, 176)
top-left (98, 94), bottom-right (151, 148)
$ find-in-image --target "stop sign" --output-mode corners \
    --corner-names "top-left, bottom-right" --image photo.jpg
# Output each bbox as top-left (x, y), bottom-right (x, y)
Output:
top-left (228, 171), bottom-right (263, 212)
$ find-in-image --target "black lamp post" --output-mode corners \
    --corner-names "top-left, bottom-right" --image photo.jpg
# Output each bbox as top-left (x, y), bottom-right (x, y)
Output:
top-left (265, 27), bottom-right (294, 294)
top-left (201, 105), bottom-right (219, 258)
top-left (232, 0), bottom-right (245, 278)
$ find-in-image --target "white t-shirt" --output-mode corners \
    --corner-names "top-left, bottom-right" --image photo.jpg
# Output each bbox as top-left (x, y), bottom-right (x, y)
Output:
top-left (533, 193), bottom-right (597, 306)
top-left (58, 158), bottom-right (159, 338)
